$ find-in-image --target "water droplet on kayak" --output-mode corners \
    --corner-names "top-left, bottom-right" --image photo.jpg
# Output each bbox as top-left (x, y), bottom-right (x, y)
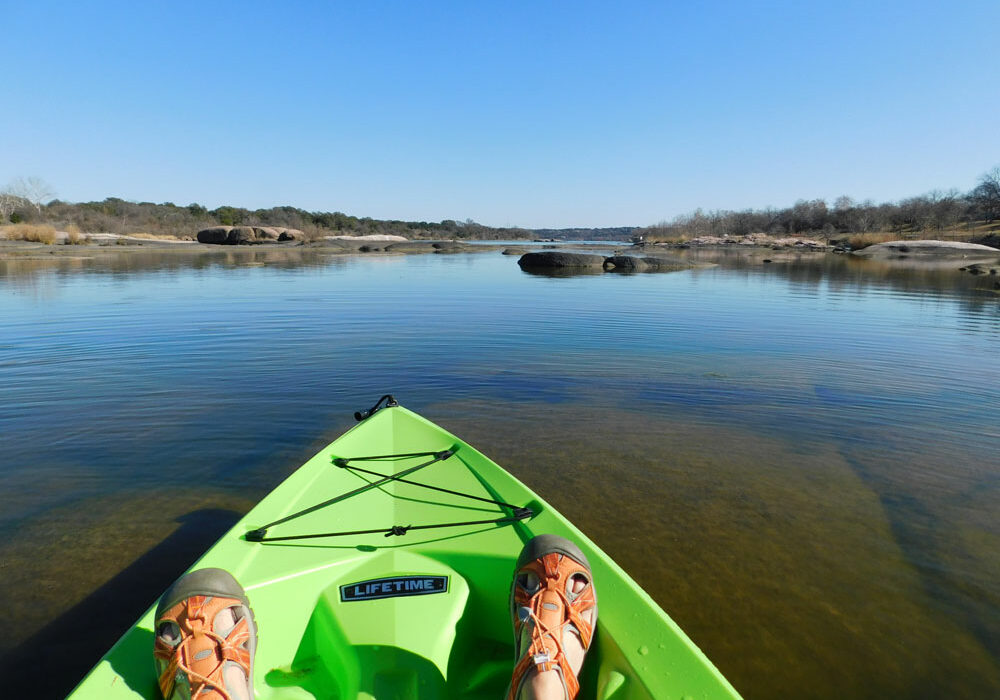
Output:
top-left (638, 645), bottom-right (649, 656)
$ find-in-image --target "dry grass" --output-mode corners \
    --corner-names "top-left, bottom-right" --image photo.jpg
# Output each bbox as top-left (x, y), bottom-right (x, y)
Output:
top-left (645, 234), bottom-right (692, 244)
top-left (64, 223), bottom-right (82, 235)
top-left (1, 223), bottom-right (58, 244)
top-left (845, 232), bottom-right (897, 250)
top-left (126, 232), bottom-right (180, 240)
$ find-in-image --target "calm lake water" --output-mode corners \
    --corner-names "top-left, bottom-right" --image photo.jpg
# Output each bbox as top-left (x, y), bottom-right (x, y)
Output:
top-left (1, 245), bottom-right (998, 698)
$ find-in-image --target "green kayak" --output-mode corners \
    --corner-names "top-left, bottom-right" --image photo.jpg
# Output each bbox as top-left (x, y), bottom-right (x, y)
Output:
top-left (70, 397), bottom-right (741, 699)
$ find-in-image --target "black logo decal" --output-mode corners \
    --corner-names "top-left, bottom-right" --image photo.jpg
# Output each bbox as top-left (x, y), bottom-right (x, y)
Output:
top-left (340, 575), bottom-right (449, 602)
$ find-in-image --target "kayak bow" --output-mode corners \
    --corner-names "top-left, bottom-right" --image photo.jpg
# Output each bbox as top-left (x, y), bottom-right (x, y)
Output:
top-left (70, 399), bottom-right (741, 699)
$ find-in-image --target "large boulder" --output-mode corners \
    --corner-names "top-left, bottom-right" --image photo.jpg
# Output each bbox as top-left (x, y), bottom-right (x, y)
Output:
top-left (603, 255), bottom-right (695, 273)
top-left (517, 252), bottom-right (606, 270)
top-left (197, 225), bottom-right (307, 245)
top-left (853, 240), bottom-right (1000, 259)
top-left (196, 226), bottom-right (233, 244)
top-left (254, 227), bottom-right (280, 241)
top-left (603, 255), bottom-right (649, 272)
top-left (226, 226), bottom-right (257, 245)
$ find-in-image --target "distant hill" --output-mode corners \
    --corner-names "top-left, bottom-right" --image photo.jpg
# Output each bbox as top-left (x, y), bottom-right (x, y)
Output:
top-left (529, 227), bottom-right (635, 241)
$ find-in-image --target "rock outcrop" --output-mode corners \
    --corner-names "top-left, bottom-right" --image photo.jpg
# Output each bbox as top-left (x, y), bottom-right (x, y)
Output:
top-left (517, 252), bottom-right (607, 270)
top-left (518, 252), bottom-right (696, 274)
top-left (604, 255), bottom-right (696, 272)
top-left (227, 226), bottom-right (256, 244)
top-left (196, 226), bottom-right (305, 245)
top-left (324, 234), bottom-right (408, 242)
top-left (853, 240), bottom-right (1000, 259)
top-left (254, 227), bottom-right (280, 241)
top-left (196, 226), bottom-right (232, 244)
top-left (603, 255), bottom-right (649, 271)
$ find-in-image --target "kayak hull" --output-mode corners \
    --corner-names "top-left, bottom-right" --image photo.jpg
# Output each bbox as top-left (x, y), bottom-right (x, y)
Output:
top-left (70, 404), bottom-right (741, 699)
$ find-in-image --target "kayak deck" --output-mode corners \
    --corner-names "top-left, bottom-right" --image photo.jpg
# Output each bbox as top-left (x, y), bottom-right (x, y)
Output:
top-left (71, 404), bottom-right (741, 699)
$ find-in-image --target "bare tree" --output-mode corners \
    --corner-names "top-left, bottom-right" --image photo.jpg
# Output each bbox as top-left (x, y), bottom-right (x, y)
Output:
top-left (970, 167), bottom-right (1000, 222)
top-left (0, 192), bottom-right (25, 221)
top-left (4, 177), bottom-right (56, 214)
top-left (833, 195), bottom-right (854, 212)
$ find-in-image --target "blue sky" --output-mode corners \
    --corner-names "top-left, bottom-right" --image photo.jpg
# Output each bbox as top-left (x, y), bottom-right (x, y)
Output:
top-left (2, 1), bottom-right (998, 228)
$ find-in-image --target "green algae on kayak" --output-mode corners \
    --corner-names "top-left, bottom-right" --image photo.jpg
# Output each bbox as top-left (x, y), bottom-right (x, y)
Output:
top-left (69, 399), bottom-right (741, 699)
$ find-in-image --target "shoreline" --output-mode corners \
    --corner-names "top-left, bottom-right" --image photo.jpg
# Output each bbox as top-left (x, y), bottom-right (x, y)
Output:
top-left (2, 233), bottom-right (998, 266)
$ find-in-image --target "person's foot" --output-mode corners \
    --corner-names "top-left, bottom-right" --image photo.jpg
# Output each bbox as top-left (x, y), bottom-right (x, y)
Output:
top-left (507, 535), bottom-right (598, 700)
top-left (153, 568), bottom-right (257, 700)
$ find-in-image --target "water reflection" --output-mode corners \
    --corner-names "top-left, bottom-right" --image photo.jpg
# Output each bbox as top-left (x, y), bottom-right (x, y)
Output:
top-left (430, 400), bottom-right (1000, 698)
top-left (1, 246), bottom-right (998, 698)
top-left (3, 245), bottom-right (997, 301)
top-left (0, 247), bottom-right (350, 287)
top-left (674, 247), bottom-right (1000, 304)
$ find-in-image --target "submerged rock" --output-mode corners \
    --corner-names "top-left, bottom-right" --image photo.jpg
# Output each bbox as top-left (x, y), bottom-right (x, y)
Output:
top-left (639, 256), bottom-right (693, 272)
top-left (384, 242), bottom-right (437, 253)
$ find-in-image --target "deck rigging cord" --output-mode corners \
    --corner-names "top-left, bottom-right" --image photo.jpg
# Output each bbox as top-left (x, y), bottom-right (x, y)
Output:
top-left (245, 449), bottom-right (533, 543)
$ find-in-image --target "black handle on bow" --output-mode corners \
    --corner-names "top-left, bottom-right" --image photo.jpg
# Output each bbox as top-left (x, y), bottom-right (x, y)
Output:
top-left (355, 394), bottom-right (398, 421)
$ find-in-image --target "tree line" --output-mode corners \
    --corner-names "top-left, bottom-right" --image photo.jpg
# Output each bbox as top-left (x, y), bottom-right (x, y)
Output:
top-left (4, 167), bottom-right (1000, 242)
top-left (0, 182), bottom-right (532, 241)
top-left (637, 167), bottom-right (1000, 242)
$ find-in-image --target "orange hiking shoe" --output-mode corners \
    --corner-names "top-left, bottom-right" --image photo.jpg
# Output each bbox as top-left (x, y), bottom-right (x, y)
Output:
top-left (153, 568), bottom-right (257, 700)
top-left (507, 535), bottom-right (598, 700)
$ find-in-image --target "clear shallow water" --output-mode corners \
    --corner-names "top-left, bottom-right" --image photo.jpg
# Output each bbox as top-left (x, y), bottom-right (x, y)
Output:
top-left (1, 247), bottom-right (998, 697)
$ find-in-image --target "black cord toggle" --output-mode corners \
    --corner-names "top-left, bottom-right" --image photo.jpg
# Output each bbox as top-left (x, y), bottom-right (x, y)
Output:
top-left (385, 525), bottom-right (412, 537)
top-left (245, 528), bottom-right (267, 542)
